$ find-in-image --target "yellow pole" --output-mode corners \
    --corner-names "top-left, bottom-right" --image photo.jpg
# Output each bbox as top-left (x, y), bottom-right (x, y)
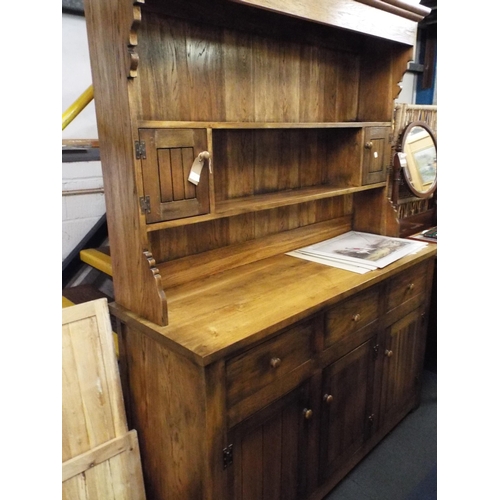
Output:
top-left (62, 85), bottom-right (94, 131)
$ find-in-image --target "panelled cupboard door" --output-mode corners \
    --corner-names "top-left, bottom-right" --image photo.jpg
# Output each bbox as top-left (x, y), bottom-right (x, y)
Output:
top-left (319, 338), bottom-right (375, 481)
top-left (362, 126), bottom-right (390, 184)
top-left (379, 306), bottom-right (426, 424)
top-left (227, 382), bottom-right (314, 500)
top-left (139, 128), bottom-right (210, 222)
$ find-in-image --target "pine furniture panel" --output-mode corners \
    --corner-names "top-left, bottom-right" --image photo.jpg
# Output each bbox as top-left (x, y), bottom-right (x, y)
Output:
top-left (62, 299), bottom-right (146, 500)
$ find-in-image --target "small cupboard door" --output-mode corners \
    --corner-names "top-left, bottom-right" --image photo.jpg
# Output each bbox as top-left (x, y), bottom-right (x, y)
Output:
top-left (319, 338), bottom-right (375, 481)
top-left (226, 382), bottom-right (315, 500)
top-left (139, 128), bottom-right (210, 223)
top-left (362, 126), bottom-right (390, 184)
top-left (378, 306), bottom-right (426, 427)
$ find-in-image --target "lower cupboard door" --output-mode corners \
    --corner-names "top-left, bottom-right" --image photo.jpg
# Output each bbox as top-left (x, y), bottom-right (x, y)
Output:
top-left (226, 382), bottom-right (314, 500)
top-left (319, 339), bottom-right (375, 480)
top-left (379, 306), bottom-right (426, 424)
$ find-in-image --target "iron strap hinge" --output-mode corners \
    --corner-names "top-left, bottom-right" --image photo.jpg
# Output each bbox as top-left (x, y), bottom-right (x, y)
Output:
top-left (223, 444), bottom-right (233, 469)
top-left (135, 140), bottom-right (146, 159)
top-left (139, 195), bottom-right (151, 214)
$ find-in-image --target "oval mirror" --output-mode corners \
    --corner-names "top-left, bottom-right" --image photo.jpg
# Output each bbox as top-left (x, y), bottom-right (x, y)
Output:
top-left (399, 121), bottom-right (437, 197)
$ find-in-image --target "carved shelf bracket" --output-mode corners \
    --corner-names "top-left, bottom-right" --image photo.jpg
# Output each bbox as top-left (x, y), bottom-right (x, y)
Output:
top-left (128, 0), bottom-right (144, 78)
top-left (143, 250), bottom-right (169, 326)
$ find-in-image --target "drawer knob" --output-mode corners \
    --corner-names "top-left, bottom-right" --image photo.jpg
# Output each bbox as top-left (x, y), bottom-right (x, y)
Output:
top-left (323, 394), bottom-right (333, 405)
top-left (303, 408), bottom-right (313, 420)
top-left (352, 313), bottom-right (361, 322)
top-left (365, 141), bottom-right (373, 149)
top-left (270, 357), bottom-right (282, 369)
top-left (385, 349), bottom-right (393, 358)
top-left (407, 283), bottom-right (415, 291)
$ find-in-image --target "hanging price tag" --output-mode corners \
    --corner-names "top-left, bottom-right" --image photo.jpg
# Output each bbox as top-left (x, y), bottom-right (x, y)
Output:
top-left (188, 151), bottom-right (210, 186)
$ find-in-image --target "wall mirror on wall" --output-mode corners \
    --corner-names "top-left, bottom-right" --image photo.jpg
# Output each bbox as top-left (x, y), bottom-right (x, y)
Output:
top-left (396, 121), bottom-right (437, 198)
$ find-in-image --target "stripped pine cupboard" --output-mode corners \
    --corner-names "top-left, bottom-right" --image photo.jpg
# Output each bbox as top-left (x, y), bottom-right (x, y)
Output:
top-left (83, 0), bottom-right (435, 498)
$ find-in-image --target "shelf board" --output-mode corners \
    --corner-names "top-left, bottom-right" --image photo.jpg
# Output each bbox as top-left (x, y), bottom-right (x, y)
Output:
top-left (137, 120), bottom-right (392, 130)
top-left (145, 182), bottom-right (386, 231)
top-left (215, 184), bottom-right (386, 215)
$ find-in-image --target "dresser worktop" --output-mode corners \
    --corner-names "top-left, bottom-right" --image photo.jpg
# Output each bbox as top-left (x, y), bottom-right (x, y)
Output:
top-left (110, 243), bottom-right (436, 366)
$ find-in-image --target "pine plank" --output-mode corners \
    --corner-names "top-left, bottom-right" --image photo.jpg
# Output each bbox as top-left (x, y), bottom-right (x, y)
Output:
top-left (62, 299), bottom-right (146, 499)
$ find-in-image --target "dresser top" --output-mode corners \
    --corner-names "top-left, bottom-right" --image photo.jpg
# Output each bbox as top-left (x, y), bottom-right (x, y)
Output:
top-left (110, 244), bottom-right (436, 366)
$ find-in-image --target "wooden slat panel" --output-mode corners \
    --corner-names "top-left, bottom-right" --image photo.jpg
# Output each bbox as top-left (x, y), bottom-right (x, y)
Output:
top-left (182, 147), bottom-right (196, 199)
top-left (137, 13), bottom-right (370, 123)
top-left (170, 148), bottom-right (185, 201)
top-left (62, 299), bottom-right (146, 499)
top-left (84, 460), bottom-right (114, 498)
top-left (298, 44), bottom-right (323, 122)
top-left (262, 417), bottom-right (282, 500)
top-left (62, 323), bottom-right (91, 461)
top-left (158, 149), bottom-right (174, 202)
top-left (280, 400), bottom-right (300, 499)
top-left (254, 130), bottom-right (281, 193)
top-left (223, 30), bottom-right (255, 122)
top-left (212, 129), bottom-right (260, 201)
top-left (65, 448), bottom-right (145, 500)
top-left (62, 431), bottom-right (137, 481)
top-left (62, 474), bottom-right (87, 500)
top-left (62, 301), bottom-right (127, 453)
top-left (253, 36), bottom-right (280, 122)
top-left (241, 427), bottom-right (264, 499)
top-left (333, 49), bottom-right (360, 121)
top-left (186, 21), bottom-right (225, 121)
top-left (278, 39), bottom-right (301, 122)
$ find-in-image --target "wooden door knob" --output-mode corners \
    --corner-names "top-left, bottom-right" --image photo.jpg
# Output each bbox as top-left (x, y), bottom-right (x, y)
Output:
top-left (352, 313), bottom-right (361, 322)
top-left (385, 349), bottom-right (393, 358)
top-left (407, 283), bottom-right (415, 291)
top-left (365, 142), bottom-right (373, 149)
top-left (323, 394), bottom-right (333, 404)
top-left (270, 357), bottom-right (282, 369)
top-left (303, 408), bottom-right (313, 420)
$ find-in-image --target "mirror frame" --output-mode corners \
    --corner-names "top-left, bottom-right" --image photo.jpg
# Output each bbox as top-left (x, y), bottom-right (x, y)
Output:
top-left (397, 121), bottom-right (437, 198)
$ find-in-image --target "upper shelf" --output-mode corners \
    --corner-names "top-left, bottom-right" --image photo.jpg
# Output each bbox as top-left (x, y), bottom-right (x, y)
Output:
top-left (137, 121), bottom-right (392, 130)
top-left (145, 183), bottom-right (387, 231)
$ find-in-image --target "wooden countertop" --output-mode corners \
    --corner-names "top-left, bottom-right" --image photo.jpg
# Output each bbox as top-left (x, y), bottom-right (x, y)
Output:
top-left (110, 244), bottom-right (437, 366)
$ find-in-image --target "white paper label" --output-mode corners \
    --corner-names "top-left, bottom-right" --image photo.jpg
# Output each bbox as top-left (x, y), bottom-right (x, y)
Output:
top-left (188, 171), bottom-right (201, 185)
top-left (188, 155), bottom-right (204, 186)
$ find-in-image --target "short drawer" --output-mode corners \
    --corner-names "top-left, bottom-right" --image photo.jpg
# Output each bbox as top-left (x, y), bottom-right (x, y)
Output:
top-left (386, 262), bottom-right (428, 312)
top-left (226, 321), bottom-right (314, 412)
top-left (324, 287), bottom-right (380, 349)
